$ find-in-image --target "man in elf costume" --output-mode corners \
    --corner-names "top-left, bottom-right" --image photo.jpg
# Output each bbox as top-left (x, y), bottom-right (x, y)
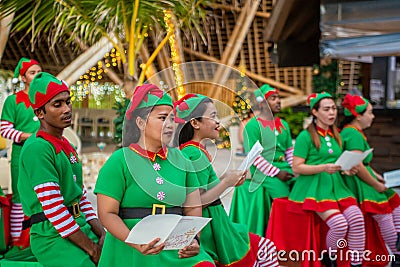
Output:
top-left (0, 58), bottom-right (41, 244)
top-left (230, 84), bottom-right (294, 236)
top-left (18, 72), bottom-right (105, 266)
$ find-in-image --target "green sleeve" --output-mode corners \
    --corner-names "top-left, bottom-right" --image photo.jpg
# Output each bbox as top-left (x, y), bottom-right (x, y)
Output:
top-left (294, 130), bottom-right (311, 159)
top-left (1, 95), bottom-right (16, 123)
top-left (185, 161), bottom-right (200, 194)
top-left (243, 119), bottom-right (260, 153)
top-left (20, 141), bottom-right (61, 187)
top-left (94, 150), bottom-right (127, 202)
top-left (341, 128), bottom-right (365, 151)
top-left (283, 120), bottom-right (293, 149)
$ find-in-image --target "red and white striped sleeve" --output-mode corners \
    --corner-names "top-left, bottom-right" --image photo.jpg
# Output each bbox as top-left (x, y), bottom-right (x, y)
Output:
top-left (79, 187), bottom-right (97, 222)
top-left (1, 120), bottom-right (23, 143)
top-left (284, 147), bottom-right (294, 167)
top-left (253, 155), bottom-right (280, 177)
top-left (34, 182), bottom-right (80, 238)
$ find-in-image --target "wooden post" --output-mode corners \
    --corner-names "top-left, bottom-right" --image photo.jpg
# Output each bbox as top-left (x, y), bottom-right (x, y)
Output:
top-left (210, 0), bottom-right (261, 99)
top-left (0, 13), bottom-right (14, 63)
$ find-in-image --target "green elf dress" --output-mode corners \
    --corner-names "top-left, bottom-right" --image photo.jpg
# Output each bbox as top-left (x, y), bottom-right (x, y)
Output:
top-left (1, 91), bottom-right (39, 203)
top-left (288, 128), bottom-right (357, 212)
top-left (341, 126), bottom-right (400, 213)
top-left (18, 131), bottom-right (99, 267)
top-left (229, 115), bottom-right (294, 236)
top-left (180, 141), bottom-right (278, 267)
top-left (94, 144), bottom-right (215, 267)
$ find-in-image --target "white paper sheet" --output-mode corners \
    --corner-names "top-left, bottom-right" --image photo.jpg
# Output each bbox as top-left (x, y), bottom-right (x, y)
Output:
top-left (125, 214), bottom-right (211, 250)
top-left (335, 148), bottom-right (373, 171)
top-left (384, 169), bottom-right (400, 188)
top-left (238, 140), bottom-right (263, 171)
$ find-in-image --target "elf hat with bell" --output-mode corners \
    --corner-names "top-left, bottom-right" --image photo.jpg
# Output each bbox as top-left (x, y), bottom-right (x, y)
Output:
top-left (29, 72), bottom-right (69, 109)
top-left (254, 84), bottom-right (279, 103)
top-left (12, 57), bottom-right (40, 84)
top-left (125, 84), bottom-right (172, 120)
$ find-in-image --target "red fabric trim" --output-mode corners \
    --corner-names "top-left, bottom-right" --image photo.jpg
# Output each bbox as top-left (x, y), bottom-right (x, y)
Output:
top-left (316, 125), bottom-right (334, 137)
top-left (193, 262), bottom-right (216, 267)
top-left (126, 84), bottom-right (163, 120)
top-left (15, 91), bottom-right (32, 108)
top-left (36, 130), bottom-right (77, 159)
top-left (179, 141), bottom-right (212, 162)
top-left (264, 89), bottom-right (279, 100)
top-left (388, 191), bottom-right (400, 210)
top-left (128, 143), bottom-right (168, 162)
top-left (216, 233), bottom-right (259, 267)
top-left (343, 125), bottom-right (367, 140)
top-left (256, 117), bottom-right (286, 133)
top-left (360, 200), bottom-right (392, 214)
top-left (288, 197), bottom-right (357, 213)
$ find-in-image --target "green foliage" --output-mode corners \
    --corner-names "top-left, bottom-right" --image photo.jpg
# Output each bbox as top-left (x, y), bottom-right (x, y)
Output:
top-left (112, 98), bottom-right (130, 144)
top-left (312, 60), bottom-right (341, 99)
top-left (279, 107), bottom-right (308, 138)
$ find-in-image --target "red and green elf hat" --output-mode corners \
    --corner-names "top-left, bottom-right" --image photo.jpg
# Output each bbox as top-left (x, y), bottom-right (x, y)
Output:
top-left (307, 91), bottom-right (333, 110)
top-left (125, 84), bottom-right (172, 120)
top-left (12, 57), bottom-right (40, 84)
top-left (173, 93), bottom-right (208, 124)
top-left (29, 72), bottom-right (69, 109)
top-left (254, 84), bottom-right (279, 102)
top-left (342, 94), bottom-right (369, 117)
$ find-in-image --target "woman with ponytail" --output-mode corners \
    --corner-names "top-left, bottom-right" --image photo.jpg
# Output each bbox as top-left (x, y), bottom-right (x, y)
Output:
top-left (288, 92), bottom-right (365, 267)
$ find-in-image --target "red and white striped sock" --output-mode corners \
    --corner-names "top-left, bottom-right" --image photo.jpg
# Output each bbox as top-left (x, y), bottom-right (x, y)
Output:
top-left (343, 206), bottom-right (365, 265)
top-left (10, 203), bottom-right (24, 242)
top-left (373, 213), bottom-right (400, 254)
top-left (392, 206), bottom-right (400, 232)
top-left (255, 237), bottom-right (279, 267)
top-left (325, 212), bottom-right (348, 255)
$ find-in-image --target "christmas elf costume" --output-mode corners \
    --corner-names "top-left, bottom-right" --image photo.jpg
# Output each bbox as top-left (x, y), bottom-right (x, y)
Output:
top-left (180, 141), bottom-right (278, 267)
top-left (94, 84), bottom-right (215, 267)
top-left (18, 73), bottom-right (99, 267)
top-left (229, 85), bottom-right (294, 236)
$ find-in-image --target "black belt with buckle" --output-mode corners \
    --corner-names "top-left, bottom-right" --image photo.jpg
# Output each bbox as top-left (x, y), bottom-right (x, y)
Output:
top-left (14, 141), bottom-right (25, 147)
top-left (119, 204), bottom-right (183, 219)
top-left (208, 199), bottom-right (222, 207)
top-left (22, 202), bottom-right (81, 230)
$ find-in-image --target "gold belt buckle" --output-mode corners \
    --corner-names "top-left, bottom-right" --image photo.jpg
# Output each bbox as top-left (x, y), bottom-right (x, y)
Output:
top-left (71, 202), bottom-right (81, 219)
top-left (152, 204), bottom-right (166, 215)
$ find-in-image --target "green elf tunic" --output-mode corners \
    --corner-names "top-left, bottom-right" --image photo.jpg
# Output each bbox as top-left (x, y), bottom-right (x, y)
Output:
top-left (230, 116), bottom-right (293, 236)
top-left (1, 91), bottom-right (39, 203)
top-left (180, 141), bottom-right (262, 267)
top-left (341, 126), bottom-right (400, 213)
top-left (288, 129), bottom-right (357, 212)
top-left (18, 131), bottom-right (98, 267)
top-left (94, 144), bottom-right (215, 267)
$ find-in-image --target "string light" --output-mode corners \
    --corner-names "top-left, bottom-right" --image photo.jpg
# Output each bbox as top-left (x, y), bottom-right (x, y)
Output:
top-left (164, 10), bottom-right (185, 99)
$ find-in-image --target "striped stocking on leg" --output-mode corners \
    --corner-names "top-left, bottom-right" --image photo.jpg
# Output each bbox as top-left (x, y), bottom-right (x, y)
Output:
top-left (254, 237), bottom-right (279, 267)
top-left (325, 212), bottom-right (348, 256)
top-left (372, 213), bottom-right (400, 254)
top-left (342, 206), bottom-right (365, 265)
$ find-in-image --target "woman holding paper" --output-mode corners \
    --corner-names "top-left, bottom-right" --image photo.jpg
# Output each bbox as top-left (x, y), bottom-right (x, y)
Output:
top-left (230, 84), bottom-right (295, 236)
top-left (174, 93), bottom-right (279, 267)
top-left (94, 84), bottom-right (215, 266)
top-left (340, 94), bottom-right (400, 260)
top-left (288, 92), bottom-right (365, 267)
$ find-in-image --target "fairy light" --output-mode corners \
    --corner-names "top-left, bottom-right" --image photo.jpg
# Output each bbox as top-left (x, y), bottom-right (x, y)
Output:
top-left (164, 10), bottom-right (185, 99)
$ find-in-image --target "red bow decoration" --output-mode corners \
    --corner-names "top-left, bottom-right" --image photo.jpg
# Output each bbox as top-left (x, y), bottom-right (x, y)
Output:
top-left (126, 84), bottom-right (163, 120)
top-left (173, 94), bottom-right (198, 124)
top-left (342, 94), bottom-right (366, 117)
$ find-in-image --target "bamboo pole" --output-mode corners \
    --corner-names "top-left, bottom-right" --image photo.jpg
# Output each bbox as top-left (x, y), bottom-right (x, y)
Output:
top-left (0, 13), bottom-right (14, 63)
top-left (210, 3), bottom-right (270, 19)
top-left (210, 0), bottom-right (261, 99)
